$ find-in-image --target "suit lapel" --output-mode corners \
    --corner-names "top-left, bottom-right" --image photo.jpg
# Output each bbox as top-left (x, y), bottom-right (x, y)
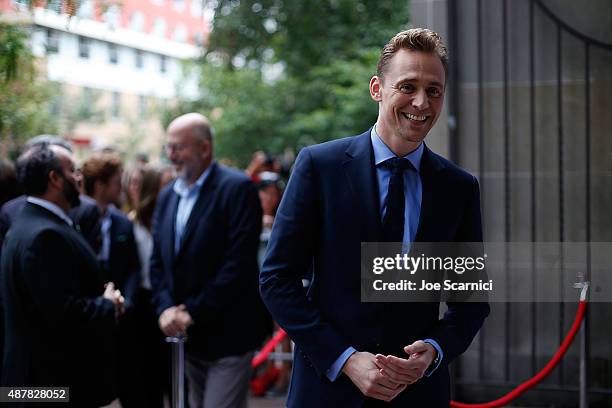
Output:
top-left (107, 211), bottom-right (118, 277)
top-left (342, 130), bottom-right (382, 242)
top-left (175, 163), bottom-right (218, 260)
top-left (163, 190), bottom-right (180, 268)
top-left (415, 145), bottom-right (445, 242)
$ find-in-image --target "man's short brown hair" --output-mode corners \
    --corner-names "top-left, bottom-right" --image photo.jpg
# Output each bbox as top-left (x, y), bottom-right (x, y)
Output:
top-left (81, 152), bottom-right (123, 196)
top-left (376, 28), bottom-right (448, 80)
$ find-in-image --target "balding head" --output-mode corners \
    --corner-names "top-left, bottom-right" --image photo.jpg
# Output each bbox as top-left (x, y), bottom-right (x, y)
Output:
top-left (166, 113), bottom-right (214, 184)
top-left (167, 113), bottom-right (214, 144)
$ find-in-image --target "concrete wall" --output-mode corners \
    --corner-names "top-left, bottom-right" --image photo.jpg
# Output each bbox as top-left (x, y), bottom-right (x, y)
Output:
top-left (410, 0), bottom-right (612, 406)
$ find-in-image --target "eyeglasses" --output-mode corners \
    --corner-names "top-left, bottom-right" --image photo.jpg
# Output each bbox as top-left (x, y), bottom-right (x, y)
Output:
top-left (164, 143), bottom-right (186, 152)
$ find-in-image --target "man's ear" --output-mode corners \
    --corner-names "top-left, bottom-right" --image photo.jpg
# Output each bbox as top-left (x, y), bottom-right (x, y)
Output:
top-left (370, 76), bottom-right (382, 102)
top-left (201, 138), bottom-right (212, 160)
top-left (48, 169), bottom-right (63, 190)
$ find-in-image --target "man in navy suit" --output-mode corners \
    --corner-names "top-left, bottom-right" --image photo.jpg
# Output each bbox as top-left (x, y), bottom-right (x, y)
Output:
top-left (150, 113), bottom-right (270, 408)
top-left (81, 152), bottom-right (140, 311)
top-left (260, 28), bottom-right (490, 407)
top-left (1, 144), bottom-right (123, 406)
top-left (81, 152), bottom-right (144, 407)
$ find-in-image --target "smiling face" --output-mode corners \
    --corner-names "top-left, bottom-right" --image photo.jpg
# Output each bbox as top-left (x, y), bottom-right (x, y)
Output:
top-left (370, 49), bottom-right (446, 156)
top-left (166, 121), bottom-right (211, 185)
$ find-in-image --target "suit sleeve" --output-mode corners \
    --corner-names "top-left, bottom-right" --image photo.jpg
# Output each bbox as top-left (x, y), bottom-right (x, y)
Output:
top-left (149, 191), bottom-right (175, 316)
top-left (183, 179), bottom-right (262, 321)
top-left (427, 176), bottom-right (490, 364)
top-left (0, 206), bottom-right (11, 255)
top-left (260, 148), bottom-right (351, 378)
top-left (22, 229), bottom-right (116, 330)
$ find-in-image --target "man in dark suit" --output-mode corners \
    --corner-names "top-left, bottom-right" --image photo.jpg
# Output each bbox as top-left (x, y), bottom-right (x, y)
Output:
top-left (0, 137), bottom-right (102, 386)
top-left (150, 113), bottom-right (270, 408)
top-left (0, 194), bottom-right (102, 253)
top-left (80, 152), bottom-right (143, 406)
top-left (260, 28), bottom-right (490, 407)
top-left (81, 152), bottom-right (140, 311)
top-left (1, 144), bottom-right (124, 406)
top-left (0, 134), bottom-right (103, 253)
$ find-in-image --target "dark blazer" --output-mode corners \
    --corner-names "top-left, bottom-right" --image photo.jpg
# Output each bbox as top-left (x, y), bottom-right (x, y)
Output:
top-left (0, 195), bottom-right (102, 386)
top-left (150, 162), bottom-right (270, 360)
top-left (104, 206), bottom-right (140, 309)
top-left (69, 195), bottom-right (103, 254)
top-left (0, 195), bottom-right (102, 254)
top-left (0, 202), bottom-right (117, 407)
top-left (260, 130), bottom-right (490, 407)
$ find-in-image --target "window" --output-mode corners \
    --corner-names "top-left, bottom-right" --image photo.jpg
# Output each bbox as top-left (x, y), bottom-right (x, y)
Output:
top-left (173, 0), bottom-right (185, 11)
top-left (172, 25), bottom-right (187, 42)
top-left (77, 0), bottom-right (94, 19)
top-left (46, 29), bottom-right (59, 53)
top-left (160, 55), bottom-right (167, 73)
top-left (78, 36), bottom-right (90, 59)
top-left (46, 0), bottom-right (61, 13)
top-left (135, 50), bottom-right (143, 69)
top-left (129, 11), bottom-right (145, 32)
top-left (104, 5), bottom-right (120, 29)
top-left (152, 18), bottom-right (166, 38)
top-left (190, 0), bottom-right (202, 17)
top-left (108, 43), bottom-right (118, 64)
top-left (111, 92), bottom-right (121, 119)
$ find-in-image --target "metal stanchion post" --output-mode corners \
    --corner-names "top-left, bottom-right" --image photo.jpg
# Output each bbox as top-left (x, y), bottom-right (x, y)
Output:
top-left (579, 315), bottom-right (587, 408)
top-left (574, 280), bottom-right (589, 408)
top-left (166, 336), bottom-right (186, 408)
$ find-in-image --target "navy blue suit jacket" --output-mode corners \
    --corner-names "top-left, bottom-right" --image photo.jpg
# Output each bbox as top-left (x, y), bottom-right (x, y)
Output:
top-left (1, 203), bottom-right (117, 406)
top-left (105, 207), bottom-right (140, 310)
top-left (150, 162), bottom-right (271, 360)
top-left (260, 130), bottom-right (490, 407)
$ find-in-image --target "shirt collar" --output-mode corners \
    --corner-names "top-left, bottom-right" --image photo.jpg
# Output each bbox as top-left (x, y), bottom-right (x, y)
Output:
top-left (26, 196), bottom-right (74, 227)
top-left (173, 162), bottom-right (213, 198)
top-left (371, 124), bottom-right (424, 172)
top-left (101, 203), bottom-right (115, 222)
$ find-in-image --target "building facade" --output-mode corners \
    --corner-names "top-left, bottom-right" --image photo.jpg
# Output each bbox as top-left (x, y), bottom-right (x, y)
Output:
top-left (1, 0), bottom-right (208, 158)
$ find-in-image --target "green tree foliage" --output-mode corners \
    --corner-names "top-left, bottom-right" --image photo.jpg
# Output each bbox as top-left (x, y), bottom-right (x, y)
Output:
top-left (168, 0), bottom-right (410, 166)
top-left (0, 24), bottom-right (58, 158)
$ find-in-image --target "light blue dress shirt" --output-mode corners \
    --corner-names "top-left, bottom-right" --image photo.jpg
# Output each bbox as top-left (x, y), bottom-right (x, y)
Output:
top-left (98, 204), bottom-right (116, 262)
top-left (325, 126), bottom-right (443, 381)
top-left (173, 164), bottom-right (212, 254)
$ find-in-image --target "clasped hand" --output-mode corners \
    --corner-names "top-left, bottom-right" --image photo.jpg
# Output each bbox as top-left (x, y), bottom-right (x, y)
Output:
top-left (342, 340), bottom-right (436, 402)
top-left (158, 304), bottom-right (193, 337)
top-left (103, 282), bottom-right (124, 318)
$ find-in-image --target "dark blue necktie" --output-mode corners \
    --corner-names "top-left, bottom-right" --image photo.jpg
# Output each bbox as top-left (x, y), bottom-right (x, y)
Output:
top-left (382, 157), bottom-right (412, 243)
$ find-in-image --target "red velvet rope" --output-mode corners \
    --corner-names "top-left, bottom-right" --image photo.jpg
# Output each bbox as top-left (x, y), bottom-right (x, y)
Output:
top-left (451, 300), bottom-right (587, 408)
top-left (252, 301), bottom-right (587, 407)
top-left (252, 328), bottom-right (288, 368)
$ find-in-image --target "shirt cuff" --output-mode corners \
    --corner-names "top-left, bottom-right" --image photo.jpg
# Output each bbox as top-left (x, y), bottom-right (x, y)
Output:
top-left (326, 346), bottom-right (357, 382)
top-left (423, 338), bottom-right (443, 377)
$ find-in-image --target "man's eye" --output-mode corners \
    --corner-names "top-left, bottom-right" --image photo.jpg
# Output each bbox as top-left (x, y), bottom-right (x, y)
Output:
top-left (399, 84), bottom-right (414, 93)
top-left (428, 88), bottom-right (442, 97)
